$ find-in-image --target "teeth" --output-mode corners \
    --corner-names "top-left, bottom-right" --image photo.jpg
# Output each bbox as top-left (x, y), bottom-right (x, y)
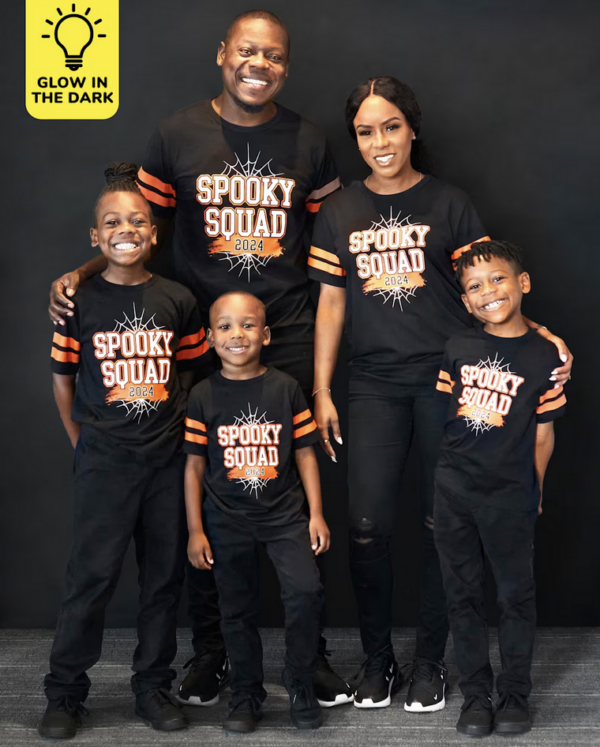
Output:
top-left (242, 77), bottom-right (268, 87)
top-left (114, 243), bottom-right (137, 250)
top-left (375, 155), bottom-right (394, 164)
top-left (483, 300), bottom-right (504, 310)
top-left (229, 346), bottom-right (247, 352)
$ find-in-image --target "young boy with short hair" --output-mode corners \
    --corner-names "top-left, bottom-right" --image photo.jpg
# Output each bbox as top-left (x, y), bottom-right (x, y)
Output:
top-left (434, 240), bottom-right (566, 737)
top-left (183, 290), bottom-right (329, 733)
top-left (40, 163), bottom-right (208, 739)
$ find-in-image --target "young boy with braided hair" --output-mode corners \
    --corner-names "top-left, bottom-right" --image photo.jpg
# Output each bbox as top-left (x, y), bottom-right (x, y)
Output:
top-left (40, 163), bottom-right (208, 739)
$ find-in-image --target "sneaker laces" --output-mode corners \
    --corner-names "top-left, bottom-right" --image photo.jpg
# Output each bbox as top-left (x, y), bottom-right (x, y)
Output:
top-left (462, 693), bottom-right (492, 712)
top-left (289, 678), bottom-right (314, 707)
top-left (412, 658), bottom-right (442, 683)
top-left (55, 696), bottom-right (89, 719)
top-left (497, 692), bottom-right (528, 711)
top-left (183, 650), bottom-right (224, 671)
top-left (364, 651), bottom-right (394, 678)
top-left (146, 688), bottom-right (179, 709)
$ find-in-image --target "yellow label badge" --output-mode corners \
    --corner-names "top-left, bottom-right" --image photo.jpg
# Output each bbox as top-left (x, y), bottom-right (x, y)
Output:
top-left (26, 0), bottom-right (119, 119)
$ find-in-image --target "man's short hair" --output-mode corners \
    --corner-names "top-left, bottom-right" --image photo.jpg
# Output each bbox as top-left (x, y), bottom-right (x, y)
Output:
top-left (224, 10), bottom-right (290, 54)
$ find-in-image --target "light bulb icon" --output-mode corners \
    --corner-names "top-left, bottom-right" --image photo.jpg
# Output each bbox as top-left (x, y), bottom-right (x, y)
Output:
top-left (42, 5), bottom-right (107, 71)
top-left (55, 14), bottom-right (93, 70)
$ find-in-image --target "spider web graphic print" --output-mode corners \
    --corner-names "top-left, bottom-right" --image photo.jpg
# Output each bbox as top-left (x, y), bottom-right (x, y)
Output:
top-left (365, 208), bottom-right (423, 309)
top-left (110, 304), bottom-right (166, 422)
top-left (216, 144), bottom-right (285, 280)
top-left (231, 404), bottom-right (277, 497)
top-left (463, 354), bottom-right (515, 435)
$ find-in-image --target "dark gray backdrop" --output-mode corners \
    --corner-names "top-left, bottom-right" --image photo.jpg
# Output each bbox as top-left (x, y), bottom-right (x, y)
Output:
top-left (1, 0), bottom-right (598, 628)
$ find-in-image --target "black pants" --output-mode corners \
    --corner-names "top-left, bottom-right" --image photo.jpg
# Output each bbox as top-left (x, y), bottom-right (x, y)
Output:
top-left (203, 501), bottom-right (323, 705)
top-left (434, 482), bottom-right (537, 697)
top-left (187, 341), bottom-right (317, 657)
top-left (44, 439), bottom-right (187, 702)
top-left (348, 378), bottom-right (449, 660)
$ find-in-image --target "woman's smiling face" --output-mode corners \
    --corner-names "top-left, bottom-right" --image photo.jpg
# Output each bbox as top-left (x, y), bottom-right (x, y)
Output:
top-left (353, 94), bottom-right (415, 181)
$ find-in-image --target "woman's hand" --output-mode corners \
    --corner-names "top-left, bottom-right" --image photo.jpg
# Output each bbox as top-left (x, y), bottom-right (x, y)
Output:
top-left (536, 328), bottom-right (573, 388)
top-left (309, 514), bottom-right (331, 555)
top-left (187, 531), bottom-right (214, 570)
top-left (314, 390), bottom-right (342, 462)
top-left (49, 270), bottom-right (83, 325)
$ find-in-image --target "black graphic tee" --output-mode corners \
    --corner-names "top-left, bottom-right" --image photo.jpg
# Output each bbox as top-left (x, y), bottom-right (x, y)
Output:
top-left (183, 367), bottom-right (320, 525)
top-left (434, 327), bottom-right (566, 510)
top-left (51, 274), bottom-right (208, 463)
top-left (139, 101), bottom-right (340, 346)
top-left (307, 178), bottom-right (489, 389)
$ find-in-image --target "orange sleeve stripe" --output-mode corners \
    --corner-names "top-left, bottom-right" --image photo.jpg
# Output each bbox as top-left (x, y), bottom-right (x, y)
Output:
top-left (293, 420), bottom-right (318, 439)
top-left (539, 385), bottom-right (563, 404)
top-left (306, 177), bottom-right (341, 203)
top-left (306, 201), bottom-right (321, 213)
top-left (310, 246), bottom-right (341, 266)
top-left (536, 394), bottom-right (567, 415)
top-left (307, 257), bottom-right (346, 277)
top-left (450, 236), bottom-right (492, 262)
top-left (293, 409), bottom-right (312, 425)
top-left (138, 183), bottom-right (176, 209)
top-left (51, 348), bottom-right (80, 364)
top-left (185, 432), bottom-right (208, 445)
top-left (438, 370), bottom-right (452, 383)
top-left (138, 167), bottom-right (176, 197)
top-left (52, 333), bottom-right (81, 351)
top-left (176, 340), bottom-right (210, 360)
top-left (436, 381), bottom-right (453, 394)
top-left (179, 330), bottom-right (206, 348)
top-left (185, 417), bottom-right (207, 432)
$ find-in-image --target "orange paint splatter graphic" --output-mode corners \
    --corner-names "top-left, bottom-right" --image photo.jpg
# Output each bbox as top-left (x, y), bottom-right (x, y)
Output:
top-left (457, 405), bottom-right (505, 429)
top-left (363, 272), bottom-right (426, 295)
top-left (208, 235), bottom-right (284, 258)
top-left (106, 384), bottom-right (169, 404)
top-left (227, 465), bottom-right (279, 482)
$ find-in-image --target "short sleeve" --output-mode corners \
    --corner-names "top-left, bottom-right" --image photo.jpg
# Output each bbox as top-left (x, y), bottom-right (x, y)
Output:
top-left (435, 345), bottom-right (456, 404)
top-left (51, 308), bottom-right (81, 375)
top-left (305, 137), bottom-right (341, 215)
top-left (449, 194), bottom-right (490, 265)
top-left (291, 383), bottom-right (320, 449)
top-left (307, 203), bottom-right (347, 288)
top-left (183, 386), bottom-right (208, 456)
top-left (536, 384), bottom-right (567, 423)
top-left (175, 295), bottom-right (209, 373)
top-left (137, 126), bottom-right (177, 220)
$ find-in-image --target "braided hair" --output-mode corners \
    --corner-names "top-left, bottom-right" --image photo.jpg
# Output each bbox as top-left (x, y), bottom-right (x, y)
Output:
top-left (93, 162), bottom-right (151, 224)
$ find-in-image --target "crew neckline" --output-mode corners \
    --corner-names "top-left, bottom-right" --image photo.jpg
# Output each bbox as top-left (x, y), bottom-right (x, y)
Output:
top-left (216, 366), bottom-right (274, 385)
top-left (94, 274), bottom-right (158, 292)
top-left (358, 173), bottom-right (432, 199)
top-left (203, 99), bottom-right (283, 133)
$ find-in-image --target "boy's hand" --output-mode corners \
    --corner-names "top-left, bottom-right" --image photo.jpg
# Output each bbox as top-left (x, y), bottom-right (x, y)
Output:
top-left (187, 532), bottom-right (214, 570)
top-left (309, 515), bottom-right (330, 555)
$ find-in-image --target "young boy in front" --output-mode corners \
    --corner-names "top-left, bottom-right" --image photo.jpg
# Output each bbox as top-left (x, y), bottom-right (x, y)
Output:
top-left (40, 163), bottom-right (208, 739)
top-left (434, 241), bottom-right (566, 737)
top-left (183, 291), bottom-right (329, 734)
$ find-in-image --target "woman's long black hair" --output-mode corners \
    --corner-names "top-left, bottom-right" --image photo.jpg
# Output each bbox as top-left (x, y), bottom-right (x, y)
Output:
top-left (345, 76), bottom-right (433, 174)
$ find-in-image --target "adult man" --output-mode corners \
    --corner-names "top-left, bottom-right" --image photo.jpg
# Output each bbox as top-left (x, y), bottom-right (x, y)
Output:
top-left (48, 10), bottom-right (348, 711)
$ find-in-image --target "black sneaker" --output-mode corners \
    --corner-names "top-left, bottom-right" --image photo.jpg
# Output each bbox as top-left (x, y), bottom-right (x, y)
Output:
top-left (283, 675), bottom-right (323, 729)
top-left (456, 693), bottom-right (493, 737)
top-left (177, 650), bottom-right (230, 706)
top-left (404, 658), bottom-right (448, 713)
top-left (314, 650), bottom-right (354, 707)
top-left (135, 688), bottom-right (188, 731)
top-left (494, 693), bottom-right (531, 734)
top-left (223, 698), bottom-right (263, 733)
top-left (353, 652), bottom-right (403, 709)
top-left (38, 697), bottom-right (88, 739)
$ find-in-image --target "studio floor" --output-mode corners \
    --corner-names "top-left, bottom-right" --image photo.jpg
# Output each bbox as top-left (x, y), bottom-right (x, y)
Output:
top-left (1, 628), bottom-right (599, 746)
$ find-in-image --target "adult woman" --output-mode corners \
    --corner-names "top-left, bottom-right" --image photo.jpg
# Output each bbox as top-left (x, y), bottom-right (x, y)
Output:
top-left (307, 77), bottom-right (571, 712)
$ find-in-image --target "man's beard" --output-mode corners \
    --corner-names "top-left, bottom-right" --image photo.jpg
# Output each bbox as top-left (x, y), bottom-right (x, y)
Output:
top-left (231, 93), bottom-right (266, 114)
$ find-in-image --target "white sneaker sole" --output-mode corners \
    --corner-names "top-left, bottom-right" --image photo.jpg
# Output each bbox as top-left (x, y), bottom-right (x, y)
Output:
top-left (404, 687), bottom-right (446, 713)
top-left (318, 692), bottom-right (354, 708)
top-left (177, 693), bottom-right (219, 707)
top-left (353, 675), bottom-right (395, 709)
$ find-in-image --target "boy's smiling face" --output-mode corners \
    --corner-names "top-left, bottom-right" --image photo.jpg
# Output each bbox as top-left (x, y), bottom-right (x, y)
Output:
top-left (208, 293), bottom-right (270, 373)
top-left (91, 192), bottom-right (156, 269)
top-left (461, 256), bottom-right (531, 330)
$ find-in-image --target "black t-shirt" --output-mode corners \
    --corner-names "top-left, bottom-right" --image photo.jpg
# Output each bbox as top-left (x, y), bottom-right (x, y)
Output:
top-left (138, 100), bottom-right (340, 347)
top-left (183, 367), bottom-right (320, 525)
top-left (51, 274), bottom-right (207, 463)
top-left (434, 327), bottom-right (566, 510)
top-left (307, 177), bottom-right (489, 389)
